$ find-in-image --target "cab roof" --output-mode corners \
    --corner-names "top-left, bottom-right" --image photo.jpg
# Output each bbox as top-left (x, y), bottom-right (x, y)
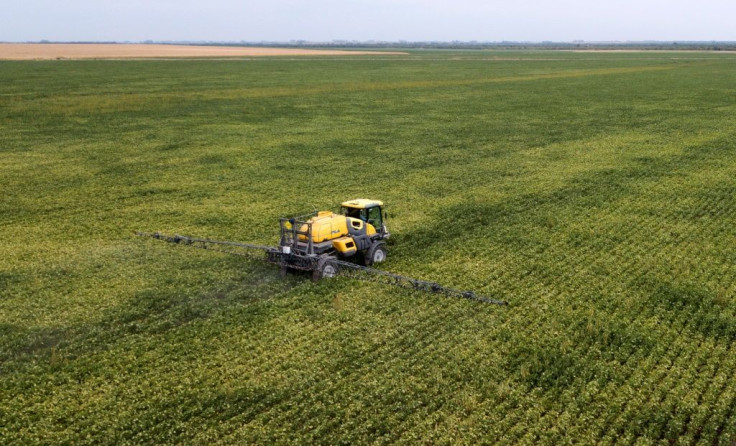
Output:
top-left (341, 199), bottom-right (383, 209)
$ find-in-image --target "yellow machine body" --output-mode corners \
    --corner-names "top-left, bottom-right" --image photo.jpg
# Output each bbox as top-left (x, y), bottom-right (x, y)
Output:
top-left (278, 198), bottom-right (388, 267)
top-left (298, 211), bottom-right (348, 243)
top-left (331, 236), bottom-right (357, 256)
top-left (297, 211), bottom-right (377, 254)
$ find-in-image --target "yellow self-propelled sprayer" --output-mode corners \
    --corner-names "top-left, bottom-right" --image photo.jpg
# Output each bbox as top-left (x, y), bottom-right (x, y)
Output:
top-left (137, 199), bottom-right (508, 305)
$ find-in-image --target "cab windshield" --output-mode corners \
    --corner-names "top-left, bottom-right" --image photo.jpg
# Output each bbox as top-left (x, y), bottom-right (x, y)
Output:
top-left (341, 206), bottom-right (382, 229)
top-left (341, 206), bottom-right (366, 221)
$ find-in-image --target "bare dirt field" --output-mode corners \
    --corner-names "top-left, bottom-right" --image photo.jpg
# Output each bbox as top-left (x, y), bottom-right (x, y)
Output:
top-left (0, 43), bottom-right (407, 60)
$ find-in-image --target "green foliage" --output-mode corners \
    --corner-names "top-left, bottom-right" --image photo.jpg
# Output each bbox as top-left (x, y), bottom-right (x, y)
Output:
top-left (1, 50), bottom-right (735, 444)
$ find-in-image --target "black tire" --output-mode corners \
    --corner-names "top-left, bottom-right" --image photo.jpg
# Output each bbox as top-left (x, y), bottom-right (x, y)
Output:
top-left (313, 257), bottom-right (338, 281)
top-left (364, 242), bottom-right (387, 266)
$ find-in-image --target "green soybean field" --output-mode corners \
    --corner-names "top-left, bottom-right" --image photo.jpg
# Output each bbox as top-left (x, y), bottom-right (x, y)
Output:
top-left (1, 50), bottom-right (735, 444)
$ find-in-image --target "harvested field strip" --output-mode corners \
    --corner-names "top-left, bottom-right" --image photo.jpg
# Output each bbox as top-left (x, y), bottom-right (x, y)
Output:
top-left (0, 43), bottom-right (408, 60)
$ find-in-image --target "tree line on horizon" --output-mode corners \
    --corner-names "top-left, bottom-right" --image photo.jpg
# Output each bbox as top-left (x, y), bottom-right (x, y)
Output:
top-left (13, 40), bottom-right (736, 51)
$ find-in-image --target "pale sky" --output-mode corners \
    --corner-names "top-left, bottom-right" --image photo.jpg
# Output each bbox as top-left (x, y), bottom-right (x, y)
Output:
top-left (2, 0), bottom-right (734, 43)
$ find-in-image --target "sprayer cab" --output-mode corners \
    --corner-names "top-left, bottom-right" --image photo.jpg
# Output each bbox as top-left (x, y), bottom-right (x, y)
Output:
top-left (340, 199), bottom-right (388, 236)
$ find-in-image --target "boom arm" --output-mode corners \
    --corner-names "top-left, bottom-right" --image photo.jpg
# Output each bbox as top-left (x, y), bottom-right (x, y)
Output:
top-left (136, 232), bottom-right (508, 306)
